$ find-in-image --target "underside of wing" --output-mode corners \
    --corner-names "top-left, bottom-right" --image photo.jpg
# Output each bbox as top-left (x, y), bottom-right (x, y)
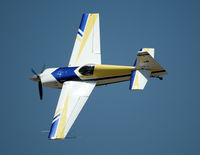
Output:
top-left (68, 13), bottom-right (101, 66)
top-left (48, 81), bottom-right (96, 140)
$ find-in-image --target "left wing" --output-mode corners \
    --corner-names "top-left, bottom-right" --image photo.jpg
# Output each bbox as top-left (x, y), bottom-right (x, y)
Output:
top-left (48, 81), bottom-right (96, 140)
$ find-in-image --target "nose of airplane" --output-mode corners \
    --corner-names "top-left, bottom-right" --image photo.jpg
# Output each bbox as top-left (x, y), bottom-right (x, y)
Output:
top-left (30, 74), bottom-right (40, 82)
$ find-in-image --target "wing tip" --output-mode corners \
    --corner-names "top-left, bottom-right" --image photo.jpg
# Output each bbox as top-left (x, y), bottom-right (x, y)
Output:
top-left (48, 133), bottom-right (66, 140)
top-left (48, 137), bottom-right (65, 140)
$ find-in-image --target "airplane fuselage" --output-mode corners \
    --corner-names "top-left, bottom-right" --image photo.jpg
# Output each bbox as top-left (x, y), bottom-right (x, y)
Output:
top-left (38, 64), bottom-right (136, 89)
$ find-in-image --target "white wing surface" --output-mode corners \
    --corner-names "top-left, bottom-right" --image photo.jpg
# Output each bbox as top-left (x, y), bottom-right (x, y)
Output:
top-left (68, 13), bottom-right (101, 66)
top-left (48, 81), bottom-right (96, 139)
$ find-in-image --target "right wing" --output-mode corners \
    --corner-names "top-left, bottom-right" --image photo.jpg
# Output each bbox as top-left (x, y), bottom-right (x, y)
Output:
top-left (68, 13), bottom-right (101, 66)
top-left (48, 81), bottom-right (96, 140)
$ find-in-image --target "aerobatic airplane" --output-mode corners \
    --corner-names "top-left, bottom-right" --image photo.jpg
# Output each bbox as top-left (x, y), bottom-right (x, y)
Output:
top-left (30, 13), bottom-right (167, 140)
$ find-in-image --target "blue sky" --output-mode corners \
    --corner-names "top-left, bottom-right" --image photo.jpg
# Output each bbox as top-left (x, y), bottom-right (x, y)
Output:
top-left (0, 0), bottom-right (200, 154)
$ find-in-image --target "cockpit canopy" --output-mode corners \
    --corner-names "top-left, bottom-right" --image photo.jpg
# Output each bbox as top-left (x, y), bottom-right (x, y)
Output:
top-left (79, 64), bottom-right (95, 76)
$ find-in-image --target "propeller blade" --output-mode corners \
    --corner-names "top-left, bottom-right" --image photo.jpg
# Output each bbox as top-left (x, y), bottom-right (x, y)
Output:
top-left (31, 67), bottom-right (44, 100)
top-left (38, 81), bottom-right (43, 100)
top-left (31, 68), bottom-right (38, 76)
top-left (41, 64), bottom-right (46, 73)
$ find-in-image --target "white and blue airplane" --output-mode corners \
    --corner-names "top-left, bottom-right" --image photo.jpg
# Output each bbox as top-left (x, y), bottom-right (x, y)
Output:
top-left (30, 13), bottom-right (167, 140)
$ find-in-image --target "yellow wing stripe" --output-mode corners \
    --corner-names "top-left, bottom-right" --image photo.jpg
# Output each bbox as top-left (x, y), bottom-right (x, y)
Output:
top-left (55, 88), bottom-right (70, 139)
top-left (54, 110), bottom-right (61, 117)
top-left (75, 14), bottom-right (98, 64)
top-left (76, 36), bottom-right (82, 42)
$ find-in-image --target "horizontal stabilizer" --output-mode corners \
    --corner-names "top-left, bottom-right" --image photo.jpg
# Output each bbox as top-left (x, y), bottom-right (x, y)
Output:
top-left (129, 70), bottom-right (151, 90)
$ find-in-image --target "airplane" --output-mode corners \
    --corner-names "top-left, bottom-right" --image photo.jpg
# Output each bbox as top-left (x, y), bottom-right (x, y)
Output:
top-left (30, 13), bottom-right (167, 140)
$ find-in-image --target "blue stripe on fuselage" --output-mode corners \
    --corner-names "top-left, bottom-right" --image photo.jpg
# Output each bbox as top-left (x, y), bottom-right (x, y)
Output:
top-left (51, 67), bottom-right (80, 83)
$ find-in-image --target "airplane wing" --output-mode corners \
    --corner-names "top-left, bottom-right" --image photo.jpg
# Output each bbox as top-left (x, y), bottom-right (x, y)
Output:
top-left (68, 13), bottom-right (101, 66)
top-left (48, 81), bottom-right (96, 139)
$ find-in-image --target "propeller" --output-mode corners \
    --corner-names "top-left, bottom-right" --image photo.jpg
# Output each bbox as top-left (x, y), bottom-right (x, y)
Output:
top-left (31, 66), bottom-right (45, 100)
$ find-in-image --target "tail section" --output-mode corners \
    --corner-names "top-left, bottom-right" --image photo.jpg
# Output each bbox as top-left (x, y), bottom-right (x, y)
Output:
top-left (129, 70), bottom-right (151, 90)
top-left (136, 48), bottom-right (167, 77)
top-left (129, 48), bottom-right (167, 90)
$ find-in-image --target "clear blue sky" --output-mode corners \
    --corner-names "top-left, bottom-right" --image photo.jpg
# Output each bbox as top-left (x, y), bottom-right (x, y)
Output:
top-left (0, 0), bottom-right (200, 154)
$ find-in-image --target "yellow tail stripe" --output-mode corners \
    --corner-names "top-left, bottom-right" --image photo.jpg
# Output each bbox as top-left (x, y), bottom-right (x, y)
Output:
top-left (133, 71), bottom-right (139, 89)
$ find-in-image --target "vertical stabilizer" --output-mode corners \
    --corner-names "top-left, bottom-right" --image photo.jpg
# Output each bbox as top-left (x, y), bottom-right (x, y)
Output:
top-left (139, 48), bottom-right (154, 58)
